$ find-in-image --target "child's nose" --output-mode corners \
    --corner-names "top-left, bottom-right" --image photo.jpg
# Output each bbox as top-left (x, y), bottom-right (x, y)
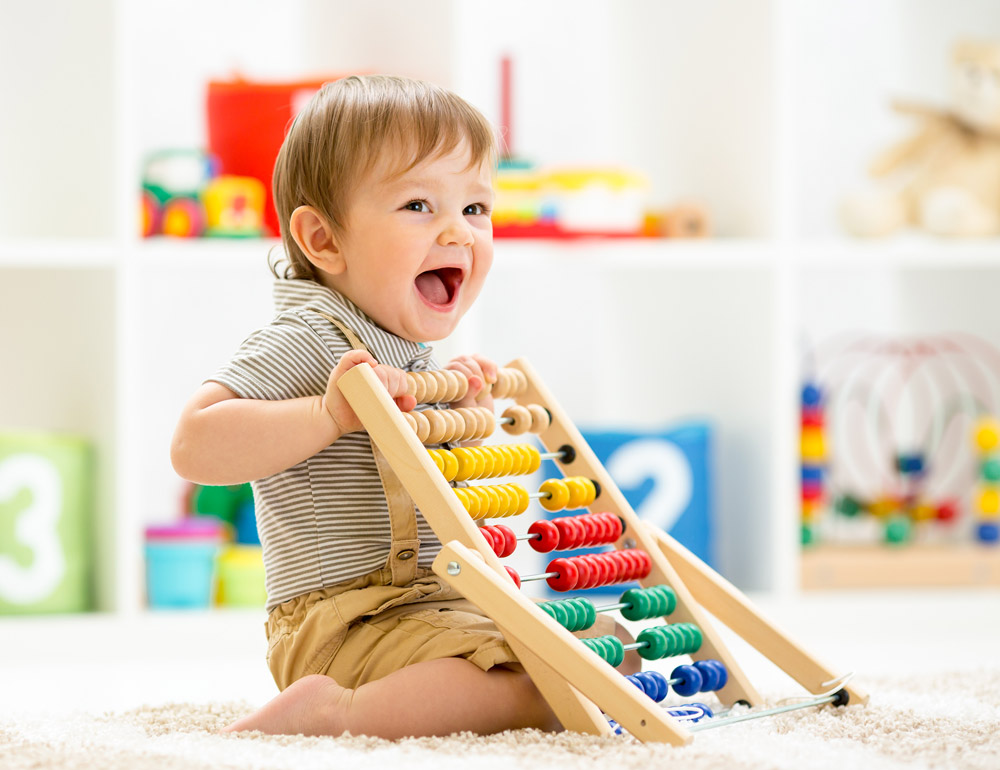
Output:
top-left (438, 215), bottom-right (474, 247)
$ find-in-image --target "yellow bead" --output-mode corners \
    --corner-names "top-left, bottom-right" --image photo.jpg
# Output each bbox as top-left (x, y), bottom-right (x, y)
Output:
top-left (507, 483), bottom-right (530, 515)
top-left (977, 488), bottom-right (1000, 515)
top-left (868, 496), bottom-right (897, 518)
top-left (493, 485), bottom-right (514, 517)
top-left (800, 426), bottom-right (826, 462)
top-left (475, 447), bottom-right (494, 479)
top-left (493, 446), bottom-right (514, 477)
top-left (540, 478), bottom-right (569, 511)
top-left (441, 450), bottom-right (459, 482)
top-left (427, 449), bottom-right (445, 475)
top-left (452, 447), bottom-right (475, 482)
top-left (479, 486), bottom-right (499, 518)
top-left (524, 445), bottom-right (541, 474)
top-left (454, 487), bottom-right (472, 514)
top-left (911, 502), bottom-right (936, 522)
top-left (975, 417), bottom-right (1000, 453)
top-left (565, 477), bottom-right (590, 509)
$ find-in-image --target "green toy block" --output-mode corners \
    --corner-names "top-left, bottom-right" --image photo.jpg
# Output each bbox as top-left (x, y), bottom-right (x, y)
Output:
top-left (0, 432), bottom-right (94, 614)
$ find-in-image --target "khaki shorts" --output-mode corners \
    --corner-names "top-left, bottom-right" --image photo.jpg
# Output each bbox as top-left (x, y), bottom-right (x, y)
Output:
top-left (265, 566), bottom-right (620, 691)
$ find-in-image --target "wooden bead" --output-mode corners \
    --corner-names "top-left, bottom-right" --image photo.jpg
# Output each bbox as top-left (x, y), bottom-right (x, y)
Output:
top-left (502, 405), bottom-right (531, 435)
top-left (409, 373), bottom-right (428, 403)
top-left (451, 372), bottom-right (469, 403)
top-left (421, 370), bottom-right (442, 403)
top-left (439, 369), bottom-right (462, 403)
top-left (402, 411), bottom-right (417, 431)
top-left (512, 369), bottom-right (528, 396)
top-left (410, 410), bottom-right (431, 443)
top-left (405, 374), bottom-right (419, 399)
top-left (424, 410), bottom-right (450, 444)
top-left (479, 407), bottom-right (496, 439)
top-left (446, 408), bottom-right (468, 442)
top-left (526, 404), bottom-right (550, 433)
top-left (492, 369), bottom-right (512, 399)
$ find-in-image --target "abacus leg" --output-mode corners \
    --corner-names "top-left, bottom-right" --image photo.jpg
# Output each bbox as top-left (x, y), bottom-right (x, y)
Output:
top-left (221, 657), bottom-right (561, 739)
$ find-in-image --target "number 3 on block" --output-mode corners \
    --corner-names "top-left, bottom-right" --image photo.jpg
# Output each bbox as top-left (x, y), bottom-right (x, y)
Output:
top-left (0, 453), bottom-right (66, 605)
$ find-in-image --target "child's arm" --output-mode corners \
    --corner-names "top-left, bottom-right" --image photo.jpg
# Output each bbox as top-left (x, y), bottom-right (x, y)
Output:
top-left (171, 350), bottom-right (415, 486)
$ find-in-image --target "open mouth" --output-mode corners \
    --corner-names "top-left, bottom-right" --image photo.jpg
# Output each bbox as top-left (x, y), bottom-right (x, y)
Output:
top-left (415, 267), bottom-right (464, 309)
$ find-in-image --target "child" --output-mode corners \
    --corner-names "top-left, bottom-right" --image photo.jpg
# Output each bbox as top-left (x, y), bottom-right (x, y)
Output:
top-left (171, 74), bottom-right (634, 739)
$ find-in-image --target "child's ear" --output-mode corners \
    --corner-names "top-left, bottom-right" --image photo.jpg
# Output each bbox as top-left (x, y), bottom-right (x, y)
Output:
top-left (289, 206), bottom-right (346, 275)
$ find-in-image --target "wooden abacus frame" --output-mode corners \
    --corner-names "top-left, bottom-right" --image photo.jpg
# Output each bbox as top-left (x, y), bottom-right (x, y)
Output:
top-left (338, 358), bottom-right (869, 745)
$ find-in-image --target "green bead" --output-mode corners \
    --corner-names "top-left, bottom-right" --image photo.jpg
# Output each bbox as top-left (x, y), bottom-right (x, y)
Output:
top-left (637, 627), bottom-right (667, 660)
top-left (606, 636), bottom-right (625, 667)
top-left (580, 600), bottom-right (597, 631)
top-left (885, 515), bottom-right (911, 545)
top-left (565, 601), bottom-right (582, 631)
top-left (801, 523), bottom-right (815, 546)
top-left (835, 495), bottom-right (863, 517)
top-left (655, 585), bottom-right (677, 616)
top-left (552, 602), bottom-right (569, 628)
top-left (540, 601), bottom-right (558, 620)
top-left (619, 588), bottom-right (648, 621)
top-left (983, 458), bottom-right (1000, 482)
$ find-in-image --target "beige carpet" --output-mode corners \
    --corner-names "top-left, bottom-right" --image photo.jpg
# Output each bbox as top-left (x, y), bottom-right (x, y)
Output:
top-left (2, 669), bottom-right (998, 770)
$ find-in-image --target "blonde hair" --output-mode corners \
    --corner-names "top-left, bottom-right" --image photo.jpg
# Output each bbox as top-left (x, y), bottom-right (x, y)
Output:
top-left (271, 74), bottom-right (497, 280)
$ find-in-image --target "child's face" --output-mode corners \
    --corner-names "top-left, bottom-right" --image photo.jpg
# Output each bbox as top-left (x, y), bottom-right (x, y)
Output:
top-left (328, 139), bottom-right (494, 342)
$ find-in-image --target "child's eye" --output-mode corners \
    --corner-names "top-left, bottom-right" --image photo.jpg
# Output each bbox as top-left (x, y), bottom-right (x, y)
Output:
top-left (404, 200), bottom-right (430, 213)
top-left (464, 203), bottom-right (491, 216)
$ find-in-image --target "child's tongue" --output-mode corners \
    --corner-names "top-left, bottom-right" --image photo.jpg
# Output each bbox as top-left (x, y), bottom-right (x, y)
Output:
top-left (415, 270), bottom-right (449, 305)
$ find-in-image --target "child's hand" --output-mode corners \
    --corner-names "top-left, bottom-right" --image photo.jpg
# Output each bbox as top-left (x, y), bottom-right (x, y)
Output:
top-left (322, 351), bottom-right (416, 436)
top-left (445, 354), bottom-right (498, 412)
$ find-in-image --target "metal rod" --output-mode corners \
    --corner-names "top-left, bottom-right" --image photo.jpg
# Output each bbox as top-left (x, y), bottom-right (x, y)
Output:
top-left (687, 693), bottom-right (841, 732)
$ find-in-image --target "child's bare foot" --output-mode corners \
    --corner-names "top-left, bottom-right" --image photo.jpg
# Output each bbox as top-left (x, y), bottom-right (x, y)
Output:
top-left (221, 674), bottom-right (352, 736)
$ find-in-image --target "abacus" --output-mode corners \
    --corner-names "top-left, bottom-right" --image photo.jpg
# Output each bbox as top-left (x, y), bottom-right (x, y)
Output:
top-left (338, 359), bottom-right (869, 744)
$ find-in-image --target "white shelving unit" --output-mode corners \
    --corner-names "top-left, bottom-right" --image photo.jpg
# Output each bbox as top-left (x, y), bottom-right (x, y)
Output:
top-left (2, 0), bottom-right (1000, 614)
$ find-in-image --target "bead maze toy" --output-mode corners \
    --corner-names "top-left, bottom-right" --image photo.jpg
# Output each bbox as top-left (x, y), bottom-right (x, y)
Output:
top-left (337, 359), bottom-right (868, 744)
top-left (801, 334), bottom-right (1000, 588)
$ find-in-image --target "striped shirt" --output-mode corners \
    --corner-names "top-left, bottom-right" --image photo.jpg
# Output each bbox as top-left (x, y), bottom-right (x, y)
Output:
top-left (209, 278), bottom-right (444, 612)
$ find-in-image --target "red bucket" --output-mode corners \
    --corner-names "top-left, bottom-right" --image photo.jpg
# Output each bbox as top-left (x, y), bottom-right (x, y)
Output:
top-left (206, 76), bottom-right (348, 237)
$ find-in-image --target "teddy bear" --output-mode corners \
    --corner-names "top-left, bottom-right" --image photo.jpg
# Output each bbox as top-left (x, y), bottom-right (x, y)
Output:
top-left (840, 40), bottom-right (1000, 238)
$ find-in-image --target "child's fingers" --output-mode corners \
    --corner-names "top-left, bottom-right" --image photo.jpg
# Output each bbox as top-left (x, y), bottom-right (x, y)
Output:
top-left (373, 364), bottom-right (416, 411)
top-left (333, 349), bottom-right (378, 376)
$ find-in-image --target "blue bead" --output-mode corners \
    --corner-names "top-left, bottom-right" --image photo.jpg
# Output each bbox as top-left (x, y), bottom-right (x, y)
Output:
top-left (801, 465), bottom-right (824, 483)
top-left (977, 522), bottom-right (1000, 543)
top-left (802, 384), bottom-right (822, 407)
top-left (895, 453), bottom-right (925, 475)
top-left (637, 671), bottom-right (668, 702)
top-left (625, 674), bottom-right (645, 694)
top-left (670, 664), bottom-right (703, 697)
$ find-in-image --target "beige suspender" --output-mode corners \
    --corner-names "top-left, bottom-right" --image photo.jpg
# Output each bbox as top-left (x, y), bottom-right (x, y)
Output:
top-left (310, 308), bottom-right (421, 585)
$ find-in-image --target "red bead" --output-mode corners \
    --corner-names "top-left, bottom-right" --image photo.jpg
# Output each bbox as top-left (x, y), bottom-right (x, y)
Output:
top-left (495, 524), bottom-right (517, 558)
top-left (546, 558), bottom-right (579, 592)
top-left (936, 499), bottom-right (959, 523)
top-left (801, 407), bottom-right (824, 428)
top-left (581, 515), bottom-right (600, 546)
top-left (505, 566), bottom-right (521, 588)
top-left (528, 520), bottom-right (559, 552)
top-left (635, 549), bottom-right (652, 578)
top-left (554, 517), bottom-right (578, 550)
top-left (480, 526), bottom-right (497, 555)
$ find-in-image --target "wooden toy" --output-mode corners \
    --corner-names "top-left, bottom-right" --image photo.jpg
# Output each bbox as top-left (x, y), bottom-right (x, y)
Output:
top-left (841, 40), bottom-right (1000, 237)
top-left (336, 359), bottom-right (867, 744)
top-left (801, 334), bottom-right (1000, 588)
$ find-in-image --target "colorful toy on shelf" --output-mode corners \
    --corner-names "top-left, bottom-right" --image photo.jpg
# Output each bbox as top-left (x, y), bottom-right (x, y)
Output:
top-left (202, 175), bottom-right (266, 237)
top-left (141, 150), bottom-right (266, 239)
top-left (141, 149), bottom-right (217, 238)
top-left (336, 358), bottom-right (866, 743)
top-left (492, 164), bottom-right (652, 238)
top-left (841, 39), bottom-right (1000, 238)
top-left (144, 517), bottom-right (227, 609)
top-left (800, 334), bottom-right (1000, 588)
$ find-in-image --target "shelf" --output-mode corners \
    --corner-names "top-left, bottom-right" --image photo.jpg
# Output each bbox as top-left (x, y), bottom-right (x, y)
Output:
top-left (0, 241), bottom-right (120, 269)
top-left (797, 236), bottom-right (1000, 270)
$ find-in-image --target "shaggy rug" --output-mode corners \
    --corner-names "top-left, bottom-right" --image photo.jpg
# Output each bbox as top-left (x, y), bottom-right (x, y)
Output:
top-left (2, 669), bottom-right (998, 770)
